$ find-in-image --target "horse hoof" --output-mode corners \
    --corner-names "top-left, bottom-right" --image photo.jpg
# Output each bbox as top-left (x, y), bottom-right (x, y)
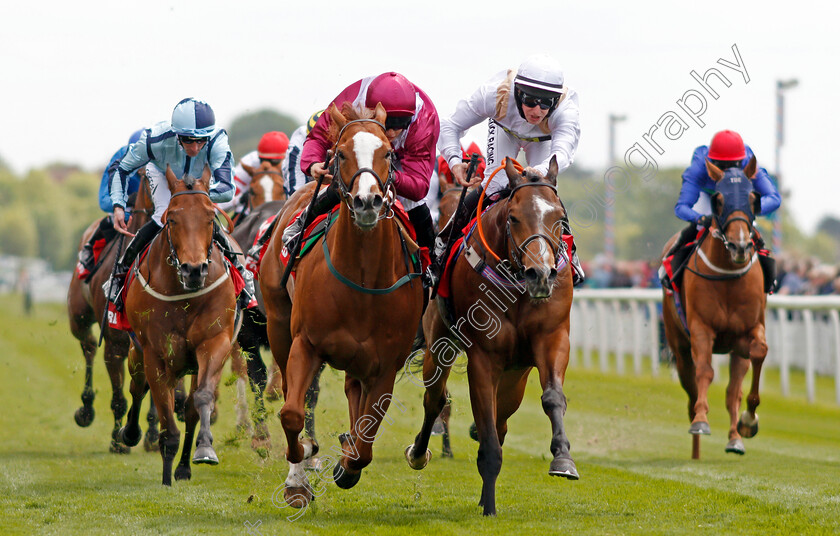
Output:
top-left (405, 444), bottom-right (432, 470)
top-left (737, 411), bottom-right (759, 438)
top-left (143, 429), bottom-right (160, 452)
top-left (301, 437), bottom-right (320, 458)
top-left (174, 465), bottom-right (191, 481)
top-left (549, 457), bottom-right (580, 480)
top-left (119, 425), bottom-right (141, 447)
top-left (192, 446), bottom-right (219, 465)
top-left (333, 462), bottom-right (362, 489)
top-left (469, 422), bottom-right (478, 441)
top-left (441, 447), bottom-right (453, 459)
top-left (284, 485), bottom-right (312, 508)
top-left (109, 439), bottom-right (131, 454)
top-left (689, 422), bottom-right (711, 435)
top-left (74, 406), bottom-right (95, 427)
top-left (725, 438), bottom-right (745, 455)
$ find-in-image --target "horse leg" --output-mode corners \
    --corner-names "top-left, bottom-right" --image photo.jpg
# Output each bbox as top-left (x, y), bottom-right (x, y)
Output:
top-left (739, 325), bottom-right (768, 439)
top-left (496, 370), bottom-right (530, 448)
top-left (72, 327), bottom-right (97, 428)
top-left (724, 353), bottom-right (750, 455)
top-left (103, 340), bottom-right (130, 454)
top-left (118, 343), bottom-right (147, 448)
top-left (240, 317), bottom-right (270, 450)
top-left (145, 354), bottom-right (180, 487)
top-left (229, 343), bottom-right (252, 436)
top-left (302, 363), bottom-right (326, 469)
top-left (467, 352), bottom-right (503, 516)
top-left (191, 335), bottom-right (232, 466)
top-left (334, 369), bottom-right (399, 490)
top-left (175, 376), bottom-right (200, 481)
top-left (265, 359), bottom-right (284, 402)
top-left (144, 399), bottom-right (160, 452)
top-left (533, 330), bottom-right (579, 480)
top-left (687, 326), bottom-right (716, 436)
top-left (174, 378), bottom-right (187, 423)
top-left (440, 392), bottom-right (453, 458)
top-left (278, 337), bottom-right (322, 508)
top-left (406, 306), bottom-right (455, 469)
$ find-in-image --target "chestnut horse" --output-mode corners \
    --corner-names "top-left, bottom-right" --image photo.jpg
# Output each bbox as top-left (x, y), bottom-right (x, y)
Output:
top-left (259, 103), bottom-right (424, 508)
top-left (67, 173), bottom-right (159, 453)
top-left (662, 157), bottom-right (767, 459)
top-left (231, 159), bottom-right (286, 226)
top-left (118, 166), bottom-right (240, 485)
top-left (406, 157), bottom-right (578, 516)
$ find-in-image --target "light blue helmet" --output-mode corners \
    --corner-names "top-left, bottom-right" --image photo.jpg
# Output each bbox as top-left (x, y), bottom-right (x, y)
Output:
top-left (171, 98), bottom-right (216, 137)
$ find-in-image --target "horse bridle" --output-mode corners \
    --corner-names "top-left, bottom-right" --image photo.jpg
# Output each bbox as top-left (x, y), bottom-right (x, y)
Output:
top-left (711, 212), bottom-right (755, 255)
top-left (503, 182), bottom-right (564, 276)
top-left (330, 119), bottom-right (398, 219)
top-left (163, 190), bottom-right (214, 287)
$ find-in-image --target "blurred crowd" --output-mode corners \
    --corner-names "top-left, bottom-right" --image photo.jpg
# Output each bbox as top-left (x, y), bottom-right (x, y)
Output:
top-left (579, 254), bottom-right (840, 295)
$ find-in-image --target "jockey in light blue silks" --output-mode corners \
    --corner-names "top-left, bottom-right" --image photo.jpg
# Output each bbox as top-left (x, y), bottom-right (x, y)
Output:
top-left (104, 97), bottom-right (256, 310)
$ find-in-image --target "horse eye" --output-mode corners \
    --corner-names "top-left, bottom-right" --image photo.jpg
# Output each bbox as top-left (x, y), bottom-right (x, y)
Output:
top-left (510, 216), bottom-right (519, 224)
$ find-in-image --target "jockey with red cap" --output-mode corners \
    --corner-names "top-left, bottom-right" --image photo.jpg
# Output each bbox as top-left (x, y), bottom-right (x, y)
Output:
top-left (217, 131), bottom-right (290, 217)
top-left (278, 72), bottom-right (441, 285)
top-left (659, 129), bottom-right (781, 290)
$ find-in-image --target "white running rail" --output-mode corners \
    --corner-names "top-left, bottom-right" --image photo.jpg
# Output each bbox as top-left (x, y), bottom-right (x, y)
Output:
top-left (570, 289), bottom-right (840, 405)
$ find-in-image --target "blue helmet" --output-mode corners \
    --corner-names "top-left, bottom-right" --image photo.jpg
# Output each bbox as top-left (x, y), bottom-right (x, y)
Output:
top-left (128, 128), bottom-right (145, 145)
top-left (171, 98), bottom-right (216, 137)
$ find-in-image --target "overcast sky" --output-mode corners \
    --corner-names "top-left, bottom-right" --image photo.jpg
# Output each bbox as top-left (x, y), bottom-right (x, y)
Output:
top-left (1, 0), bottom-right (837, 232)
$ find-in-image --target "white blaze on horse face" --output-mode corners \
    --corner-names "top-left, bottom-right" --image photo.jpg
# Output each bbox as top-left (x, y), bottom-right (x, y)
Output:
top-left (531, 196), bottom-right (556, 265)
top-left (352, 132), bottom-right (383, 196)
top-left (259, 174), bottom-right (274, 203)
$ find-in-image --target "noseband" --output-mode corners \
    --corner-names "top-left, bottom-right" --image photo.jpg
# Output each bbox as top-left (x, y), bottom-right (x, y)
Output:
top-left (330, 119), bottom-right (397, 219)
top-left (164, 189), bottom-right (214, 288)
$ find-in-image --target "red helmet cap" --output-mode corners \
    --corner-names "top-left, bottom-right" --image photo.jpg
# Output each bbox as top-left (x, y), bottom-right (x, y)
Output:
top-left (365, 72), bottom-right (416, 116)
top-left (708, 130), bottom-right (746, 161)
top-left (258, 131), bottom-right (289, 159)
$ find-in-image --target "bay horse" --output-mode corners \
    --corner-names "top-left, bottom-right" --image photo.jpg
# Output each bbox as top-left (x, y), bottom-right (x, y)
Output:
top-left (67, 172), bottom-right (159, 453)
top-left (118, 165), bottom-right (240, 486)
top-left (661, 157), bottom-right (767, 459)
top-left (259, 102), bottom-right (424, 508)
top-left (406, 157), bottom-right (578, 516)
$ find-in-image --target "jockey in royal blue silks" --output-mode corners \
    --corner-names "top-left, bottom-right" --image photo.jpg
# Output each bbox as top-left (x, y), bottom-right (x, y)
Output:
top-left (76, 129), bottom-right (146, 278)
top-left (103, 97), bottom-right (257, 311)
top-left (660, 129), bottom-right (781, 292)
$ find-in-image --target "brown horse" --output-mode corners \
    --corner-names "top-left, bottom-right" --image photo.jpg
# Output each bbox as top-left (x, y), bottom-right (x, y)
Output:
top-left (406, 157), bottom-right (578, 516)
top-left (662, 157), bottom-right (767, 459)
top-left (259, 103), bottom-right (424, 508)
top-left (67, 173), bottom-right (159, 453)
top-left (118, 166), bottom-right (240, 485)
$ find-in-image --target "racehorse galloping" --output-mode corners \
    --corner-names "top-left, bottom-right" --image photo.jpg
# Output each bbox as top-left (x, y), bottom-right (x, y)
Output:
top-left (118, 166), bottom-right (240, 485)
top-left (67, 173), bottom-right (158, 453)
top-left (259, 103), bottom-right (424, 508)
top-left (406, 157), bottom-right (578, 516)
top-left (661, 157), bottom-right (768, 459)
top-left (232, 159), bottom-right (286, 226)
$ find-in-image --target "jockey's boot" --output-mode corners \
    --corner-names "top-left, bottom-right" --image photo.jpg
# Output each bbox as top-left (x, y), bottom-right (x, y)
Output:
top-left (407, 204), bottom-right (437, 288)
top-left (104, 220), bottom-right (161, 310)
top-left (77, 216), bottom-right (118, 278)
top-left (659, 221), bottom-right (702, 290)
top-left (752, 230), bottom-right (777, 293)
top-left (559, 215), bottom-right (586, 287)
top-left (281, 183), bottom-right (341, 254)
top-left (213, 223), bottom-right (257, 309)
top-left (433, 188), bottom-right (483, 270)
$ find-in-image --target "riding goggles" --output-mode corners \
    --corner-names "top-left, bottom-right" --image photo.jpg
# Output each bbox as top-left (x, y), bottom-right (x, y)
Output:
top-left (520, 95), bottom-right (557, 111)
top-left (259, 158), bottom-right (284, 166)
top-left (385, 115), bottom-right (412, 131)
top-left (178, 135), bottom-right (209, 145)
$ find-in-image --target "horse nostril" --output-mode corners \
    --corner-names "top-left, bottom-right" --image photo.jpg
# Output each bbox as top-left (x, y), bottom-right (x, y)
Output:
top-left (200, 262), bottom-right (209, 278)
top-left (549, 268), bottom-right (557, 281)
top-left (524, 268), bottom-right (539, 282)
top-left (371, 195), bottom-right (383, 212)
top-left (353, 196), bottom-right (365, 212)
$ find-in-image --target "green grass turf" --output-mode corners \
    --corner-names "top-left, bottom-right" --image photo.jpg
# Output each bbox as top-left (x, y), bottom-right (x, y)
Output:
top-left (0, 294), bottom-right (838, 535)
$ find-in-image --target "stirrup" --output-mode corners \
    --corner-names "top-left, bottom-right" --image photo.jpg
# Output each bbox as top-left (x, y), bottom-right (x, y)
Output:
top-left (422, 265), bottom-right (438, 289)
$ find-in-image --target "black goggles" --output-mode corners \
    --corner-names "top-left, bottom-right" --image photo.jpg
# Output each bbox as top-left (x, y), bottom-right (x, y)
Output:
top-left (178, 135), bottom-right (209, 145)
top-left (259, 158), bottom-right (283, 166)
top-left (385, 115), bottom-right (412, 131)
top-left (520, 94), bottom-right (556, 111)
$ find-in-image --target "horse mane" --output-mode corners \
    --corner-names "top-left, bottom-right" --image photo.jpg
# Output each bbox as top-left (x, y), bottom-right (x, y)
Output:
top-left (182, 175), bottom-right (196, 190)
top-left (327, 102), bottom-right (376, 143)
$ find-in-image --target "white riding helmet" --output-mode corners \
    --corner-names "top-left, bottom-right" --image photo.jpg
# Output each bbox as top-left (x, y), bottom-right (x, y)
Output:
top-left (171, 98), bottom-right (216, 138)
top-left (514, 54), bottom-right (565, 98)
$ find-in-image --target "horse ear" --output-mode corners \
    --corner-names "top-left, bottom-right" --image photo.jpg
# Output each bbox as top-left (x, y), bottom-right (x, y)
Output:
top-left (505, 158), bottom-right (522, 188)
top-left (705, 158), bottom-right (724, 182)
top-left (711, 192), bottom-right (724, 217)
top-left (242, 163), bottom-right (256, 177)
top-left (744, 155), bottom-right (757, 179)
top-left (750, 191), bottom-right (761, 216)
top-left (546, 155), bottom-right (559, 183)
top-left (373, 102), bottom-right (387, 125)
top-left (199, 166), bottom-right (212, 191)
top-left (165, 164), bottom-right (178, 192)
top-left (327, 103), bottom-right (345, 143)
